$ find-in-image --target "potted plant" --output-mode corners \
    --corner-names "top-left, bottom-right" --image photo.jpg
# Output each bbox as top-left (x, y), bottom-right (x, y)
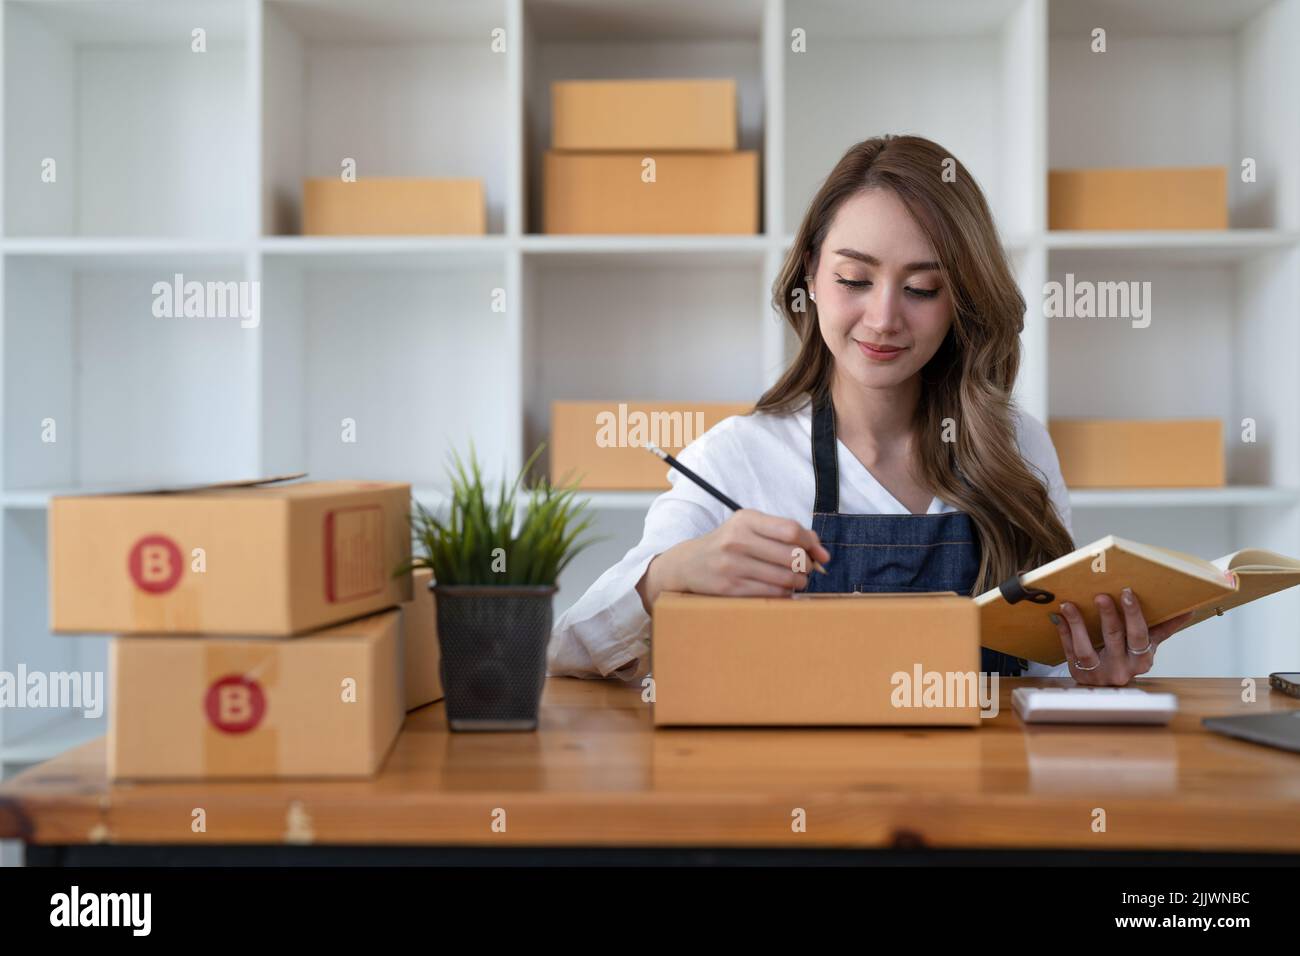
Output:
top-left (396, 443), bottom-right (598, 731)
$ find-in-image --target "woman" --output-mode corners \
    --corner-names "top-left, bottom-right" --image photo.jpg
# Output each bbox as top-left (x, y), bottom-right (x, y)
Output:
top-left (549, 134), bottom-right (1192, 686)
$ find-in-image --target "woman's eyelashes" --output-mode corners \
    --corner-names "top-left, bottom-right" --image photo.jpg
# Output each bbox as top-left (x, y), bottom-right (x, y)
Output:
top-left (833, 274), bottom-right (941, 299)
top-left (834, 276), bottom-right (871, 289)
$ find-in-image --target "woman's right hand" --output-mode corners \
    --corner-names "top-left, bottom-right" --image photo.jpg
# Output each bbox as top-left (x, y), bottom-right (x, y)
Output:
top-left (637, 509), bottom-right (831, 610)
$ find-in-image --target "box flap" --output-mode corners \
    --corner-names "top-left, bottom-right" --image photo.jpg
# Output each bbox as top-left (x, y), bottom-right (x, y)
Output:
top-left (790, 591), bottom-right (960, 599)
top-left (655, 590), bottom-right (966, 609)
top-left (52, 473), bottom-right (307, 499)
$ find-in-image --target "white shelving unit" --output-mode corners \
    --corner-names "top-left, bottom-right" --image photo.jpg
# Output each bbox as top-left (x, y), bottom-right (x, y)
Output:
top-left (1, 0), bottom-right (1299, 801)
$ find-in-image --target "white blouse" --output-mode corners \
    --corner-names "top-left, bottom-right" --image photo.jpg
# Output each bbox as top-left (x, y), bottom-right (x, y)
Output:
top-left (547, 397), bottom-right (1075, 682)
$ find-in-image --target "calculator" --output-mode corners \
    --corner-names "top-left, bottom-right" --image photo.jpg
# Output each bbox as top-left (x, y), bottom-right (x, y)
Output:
top-left (1012, 686), bottom-right (1178, 725)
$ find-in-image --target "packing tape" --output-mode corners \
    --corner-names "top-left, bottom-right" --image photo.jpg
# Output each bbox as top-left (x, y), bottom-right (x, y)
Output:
top-left (202, 641), bottom-right (283, 777)
top-left (130, 569), bottom-right (203, 632)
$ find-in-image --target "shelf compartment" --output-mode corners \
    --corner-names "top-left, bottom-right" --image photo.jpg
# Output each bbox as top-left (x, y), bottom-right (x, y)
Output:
top-left (522, 0), bottom-right (765, 235)
top-left (259, 252), bottom-right (515, 489)
top-left (262, 0), bottom-right (510, 236)
top-left (3, 251), bottom-right (258, 491)
top-left (784, 0), bottom-right (1043, 241)
top-left (1047, 0), bottom-right (1300, 230)
top-left (4, 0), bottom-right (252, 238)
top-left (520, 251), bottom-right (768, 479)
top-left (1044, 245), bottom-right (1300, 488)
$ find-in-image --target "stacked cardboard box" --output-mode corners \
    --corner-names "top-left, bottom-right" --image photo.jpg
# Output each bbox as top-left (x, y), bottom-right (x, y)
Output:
top-left (50, 478), bottom-right (444, 781)
top-left (544, 78), bottom-right (758, 234)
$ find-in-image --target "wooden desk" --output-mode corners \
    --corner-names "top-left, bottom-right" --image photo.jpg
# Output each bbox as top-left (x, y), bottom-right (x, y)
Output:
top-left (2, 677), bottom-right (1299, 865)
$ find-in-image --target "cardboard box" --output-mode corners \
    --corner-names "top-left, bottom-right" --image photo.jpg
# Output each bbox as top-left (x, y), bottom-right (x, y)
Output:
top-left (1048, 167), bottom-right (1228, 230)
top-left (400, 568), bottom-right (444, 711)
top-left (552, 78), bottom-right (737, 151)
top-left (1048, 419), bottom-right (1225, 487)
top-left (651, 592), bottom-right (982, 726)
top-left (550, 401), bottom-right (754, 489)
top-left (50, 479), bottom-right (413, 635)
top-left (109, 609), bottom-right (404, 780)
top-left (543, 151), bottom-right (758, 234)
top-left (302, 178), bottom-right (485, 235)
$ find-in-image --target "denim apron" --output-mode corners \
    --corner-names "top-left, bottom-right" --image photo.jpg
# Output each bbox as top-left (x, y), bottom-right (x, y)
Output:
top-left (801, 391), bottom-right (1026, 677)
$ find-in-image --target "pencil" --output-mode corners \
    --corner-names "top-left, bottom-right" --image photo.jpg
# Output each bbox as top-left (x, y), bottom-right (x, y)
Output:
top-left (643, 442), bottom-right (828, 575)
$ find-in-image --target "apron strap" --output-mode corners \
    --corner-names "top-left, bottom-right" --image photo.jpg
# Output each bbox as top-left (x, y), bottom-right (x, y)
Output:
top-left (811, 389), bottom-right (840, 514)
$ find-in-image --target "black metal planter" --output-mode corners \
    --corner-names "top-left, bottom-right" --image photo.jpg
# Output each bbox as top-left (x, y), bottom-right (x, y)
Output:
top-left (430, 582), bottom-right (557, 731)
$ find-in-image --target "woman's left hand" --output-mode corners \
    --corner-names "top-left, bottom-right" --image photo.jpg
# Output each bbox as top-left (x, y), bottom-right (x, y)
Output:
top-left (1052, 588), bottom-right (1195, 686)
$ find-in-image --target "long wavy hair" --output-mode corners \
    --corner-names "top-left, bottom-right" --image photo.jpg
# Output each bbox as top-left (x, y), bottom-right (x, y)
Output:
top-left (756, 134), bottom-right (1074, 592)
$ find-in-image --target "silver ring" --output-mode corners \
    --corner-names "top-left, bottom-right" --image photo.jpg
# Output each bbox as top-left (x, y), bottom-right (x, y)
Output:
top-left (1127, 640), bottom-right (1153, 655)
top-left (1073, 658), bottom-right (1101, 671)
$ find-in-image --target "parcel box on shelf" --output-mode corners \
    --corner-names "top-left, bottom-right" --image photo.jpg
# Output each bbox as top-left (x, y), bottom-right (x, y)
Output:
top-left (549, 401), bottom-right (754, 490)
top-left (1047, 419), bottom-right (1225, 488)
top-left (651, 592), bottom-right (982, 727)
top-left (302, 177), bottom-right (486, 235)
top-left (400, 567), bottom-right (444, 712)
top-left (543, 151), bottom-right (759, 234)
top-left (109, 609), bottom-right (404, 781)
top-left (551, 78), bottom-right (738, 151)
top-left (1048, 167), bottom-right (1228, 230)
top-left (50, 479), bottom-right (412, 635)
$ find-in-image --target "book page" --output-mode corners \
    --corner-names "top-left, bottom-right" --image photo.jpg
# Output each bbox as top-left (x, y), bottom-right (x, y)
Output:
top-left (1189, 552), bottom-right (1300, 627)
top-left (1212, 549), bottom-right (1300, 573)
top-left (1122, 539), bottom-right (1225, 586)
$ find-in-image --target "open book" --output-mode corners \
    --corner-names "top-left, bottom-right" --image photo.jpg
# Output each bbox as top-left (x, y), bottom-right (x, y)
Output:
top-left (976, 536), bottom-right (1300, 666)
